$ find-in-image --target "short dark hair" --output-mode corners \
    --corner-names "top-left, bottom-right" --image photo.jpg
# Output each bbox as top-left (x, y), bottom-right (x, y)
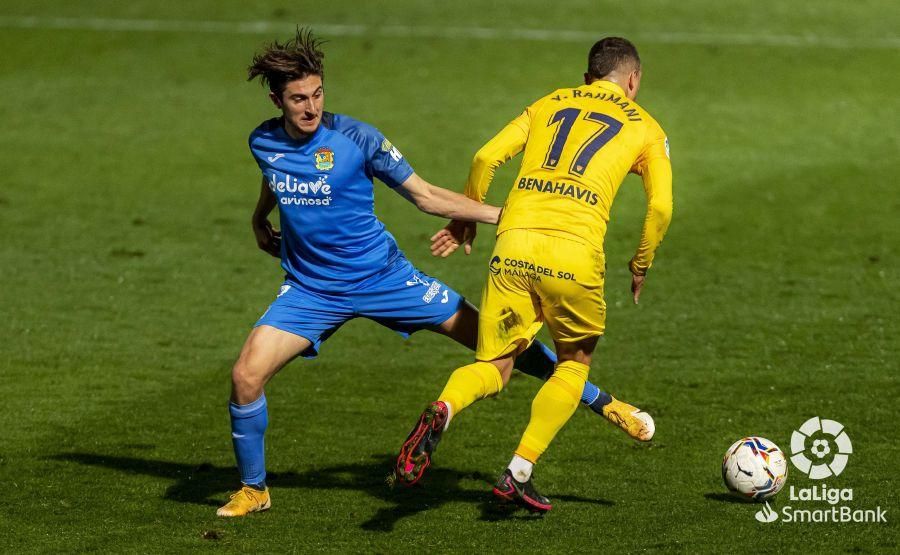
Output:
top-left (248, 27), bottom-right (325, 97)
top-left (587, 37), bottom-right (640, 80)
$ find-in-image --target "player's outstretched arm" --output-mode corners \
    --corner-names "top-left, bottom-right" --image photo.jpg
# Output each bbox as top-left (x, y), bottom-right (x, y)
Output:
top-left (425, 109), bottom-right (534, 258)
top-left (395, 172), bottom-right (501, 225)
top-left (251, 177), bottom-right (281, 258)
top-left (410, 102), bottom-right (538, 258)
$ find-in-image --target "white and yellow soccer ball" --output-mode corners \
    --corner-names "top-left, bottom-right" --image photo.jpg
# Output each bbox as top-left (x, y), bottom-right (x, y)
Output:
top-left (722, 436), bottom-right (788, 501)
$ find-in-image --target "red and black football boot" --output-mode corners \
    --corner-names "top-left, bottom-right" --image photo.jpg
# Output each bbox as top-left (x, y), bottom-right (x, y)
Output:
top-left (492, 469), bottom-right (552, 513)
top-left (390, 401), bottom-right (449, 487)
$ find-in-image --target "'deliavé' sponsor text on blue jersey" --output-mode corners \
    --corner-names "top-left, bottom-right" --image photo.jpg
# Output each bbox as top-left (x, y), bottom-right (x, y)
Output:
top-left (248, 112), bottom-right (414, 292)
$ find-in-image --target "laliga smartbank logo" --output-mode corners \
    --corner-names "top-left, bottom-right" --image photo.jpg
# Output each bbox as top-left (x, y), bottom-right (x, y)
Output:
top-left (754, 417), bottom-right (886, 525)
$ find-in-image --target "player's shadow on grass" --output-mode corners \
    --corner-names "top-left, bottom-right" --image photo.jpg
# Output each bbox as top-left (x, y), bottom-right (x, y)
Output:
top-left (51, 452), bottom-right (612, 531)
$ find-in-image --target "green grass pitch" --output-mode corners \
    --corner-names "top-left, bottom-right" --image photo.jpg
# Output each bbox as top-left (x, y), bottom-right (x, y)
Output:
top-left (1, 1), bottom-right (897, 552)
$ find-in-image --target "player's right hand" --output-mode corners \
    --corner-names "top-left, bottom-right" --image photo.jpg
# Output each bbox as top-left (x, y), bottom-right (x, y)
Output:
top-left (252, 219), bottom-right (282, 258)
top-left (430, 220), bottom-right (476, 258)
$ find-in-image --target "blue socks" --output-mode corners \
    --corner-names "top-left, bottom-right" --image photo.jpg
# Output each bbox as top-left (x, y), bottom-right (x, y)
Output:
top-left (582, 381), bottom-right (613, 413)
top-left (581, 380), bottom-right (602, 404)
top-left (229, 394), bottom-right (268, 489)
top-left (514, 340), bottom-right (612, 409)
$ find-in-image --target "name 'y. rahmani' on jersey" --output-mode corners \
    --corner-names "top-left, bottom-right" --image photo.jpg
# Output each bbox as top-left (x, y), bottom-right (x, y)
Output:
top-left (464, 80), bottom-right (673, 275)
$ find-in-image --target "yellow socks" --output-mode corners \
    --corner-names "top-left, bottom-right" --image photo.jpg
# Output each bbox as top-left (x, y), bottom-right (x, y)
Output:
top-left (436, 359), bottom-right (589, 463)
top-left (515, 360), bottom-right (589, 463)
top-left (438, 361), bottom-right (504, 418)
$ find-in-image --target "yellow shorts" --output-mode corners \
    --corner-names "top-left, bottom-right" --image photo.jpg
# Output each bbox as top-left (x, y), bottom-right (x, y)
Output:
top-left (475, 229), bottom-right (606, 361)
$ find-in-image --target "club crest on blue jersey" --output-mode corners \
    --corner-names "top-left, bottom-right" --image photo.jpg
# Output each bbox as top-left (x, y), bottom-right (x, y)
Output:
top-left (314, 146), bottom-right (335, 171)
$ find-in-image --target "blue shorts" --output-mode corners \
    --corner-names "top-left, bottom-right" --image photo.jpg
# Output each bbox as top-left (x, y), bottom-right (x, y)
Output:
top-left (255, 256), bottom-right (465, 357)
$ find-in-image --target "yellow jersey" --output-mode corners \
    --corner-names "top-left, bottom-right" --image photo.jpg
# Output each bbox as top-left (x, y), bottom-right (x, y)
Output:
top-left (464, 80), bottom-right (673, 275)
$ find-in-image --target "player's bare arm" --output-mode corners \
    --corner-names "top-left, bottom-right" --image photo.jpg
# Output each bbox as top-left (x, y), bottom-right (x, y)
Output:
top-left (395, 172), bottom-right (501, 225)
top-left (430, 112), bottom-right (531, 258)
top-left (251, 176), bottom-right (281, 258)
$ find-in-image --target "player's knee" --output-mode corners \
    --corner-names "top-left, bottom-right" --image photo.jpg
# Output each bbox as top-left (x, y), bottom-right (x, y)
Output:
top-left (498, 365), bottom-right (513, 386)
top-left (490, 357), bottom-right (515, 387)
top-left (231, 358), bottom-right (268, 400)
top-left (555, 337), bottom-right (598, 366)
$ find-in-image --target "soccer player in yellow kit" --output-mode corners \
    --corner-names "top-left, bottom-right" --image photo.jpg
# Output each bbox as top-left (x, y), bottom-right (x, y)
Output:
top-left (394, 38), bottom-right (673, 512)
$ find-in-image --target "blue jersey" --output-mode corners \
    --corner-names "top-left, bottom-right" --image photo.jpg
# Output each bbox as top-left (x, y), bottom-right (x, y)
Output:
top-left (249, 113), bottom-right (415, 292)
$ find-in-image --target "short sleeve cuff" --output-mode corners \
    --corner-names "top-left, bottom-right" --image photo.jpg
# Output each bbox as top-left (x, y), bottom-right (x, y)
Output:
top-left (383, 164), bottom-right (414, 189)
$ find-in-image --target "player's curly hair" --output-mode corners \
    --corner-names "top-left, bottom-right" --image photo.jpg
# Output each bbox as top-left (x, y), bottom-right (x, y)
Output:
top-left (587, 37), bottom-right (641, 79)
top-left (248, 27), bottom-right (326, 97)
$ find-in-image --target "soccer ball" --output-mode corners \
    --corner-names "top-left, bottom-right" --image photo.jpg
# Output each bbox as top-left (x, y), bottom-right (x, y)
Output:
top-left (722, 436), bottom-right (788, 501)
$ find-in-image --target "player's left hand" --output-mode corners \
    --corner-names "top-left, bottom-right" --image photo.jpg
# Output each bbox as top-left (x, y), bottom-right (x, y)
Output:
top-left (253, 218), bottom-right (282, 258)
top-left (430, 220), bottom-right (476, 257)
top-left (631, 274), bottom-right (645, 304)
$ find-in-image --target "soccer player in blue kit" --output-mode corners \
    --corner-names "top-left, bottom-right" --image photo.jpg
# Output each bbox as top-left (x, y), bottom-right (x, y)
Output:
top-left (217, 29), bottom-right (645, 517)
